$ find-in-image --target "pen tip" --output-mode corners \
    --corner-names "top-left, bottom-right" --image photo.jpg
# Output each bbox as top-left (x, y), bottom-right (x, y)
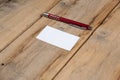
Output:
top-left (88, 26), bottom-right (92, 30)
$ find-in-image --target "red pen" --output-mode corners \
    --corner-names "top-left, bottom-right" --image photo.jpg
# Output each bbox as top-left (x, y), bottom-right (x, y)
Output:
top-left (42, 13), bottom-right (92, 30)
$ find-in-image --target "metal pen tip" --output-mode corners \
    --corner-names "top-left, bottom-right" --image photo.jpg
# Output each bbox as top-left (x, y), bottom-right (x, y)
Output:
top-left (87, 26), bottom-right (92, 30)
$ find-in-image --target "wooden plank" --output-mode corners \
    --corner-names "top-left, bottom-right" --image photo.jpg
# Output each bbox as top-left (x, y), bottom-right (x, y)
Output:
top-left (0, 0), bottom-right (8, 5)
top-left (0, 0), bottom-right (119, 80)
top-left (40, 0), bottom-right (120, 80)
top-left (54, 4), bottom-right (120, 80)
top-left (0, 0), bottom-right (60, 51)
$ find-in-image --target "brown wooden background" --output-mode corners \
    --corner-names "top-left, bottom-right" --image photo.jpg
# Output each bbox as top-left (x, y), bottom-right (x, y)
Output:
top-left (0, 0), bottom-right (120, 80)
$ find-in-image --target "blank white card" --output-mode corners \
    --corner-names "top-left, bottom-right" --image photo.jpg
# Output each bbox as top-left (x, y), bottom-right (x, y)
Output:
top-left (36, 26), bottom-right (80, 51)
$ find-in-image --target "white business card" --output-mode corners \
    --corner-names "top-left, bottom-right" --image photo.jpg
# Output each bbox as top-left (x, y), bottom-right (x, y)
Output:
top-left (36, 25), bottom-right (80, 51)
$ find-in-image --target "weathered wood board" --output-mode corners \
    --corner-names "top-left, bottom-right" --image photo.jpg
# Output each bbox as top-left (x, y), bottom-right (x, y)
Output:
top-left (54, 4), bottom-right (120, 80)
top-left (0, 0), bottom-right (60, 51)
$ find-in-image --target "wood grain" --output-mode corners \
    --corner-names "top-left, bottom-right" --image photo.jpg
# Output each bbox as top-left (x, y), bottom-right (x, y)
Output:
top-left (0, 0), bottom-right (8, 5)
top-left (40, 0), bottom-right (120, 79)
top-left (0, 0), bottom-right (119, 80)
top-left (54, 4), bottom-right (120, 80)
top-left (0, 0), bottom-right (60, 51)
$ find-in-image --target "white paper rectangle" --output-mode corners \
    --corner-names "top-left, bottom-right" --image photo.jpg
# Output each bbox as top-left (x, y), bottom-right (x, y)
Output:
top-left (36, 25), bottom-right (80, 51)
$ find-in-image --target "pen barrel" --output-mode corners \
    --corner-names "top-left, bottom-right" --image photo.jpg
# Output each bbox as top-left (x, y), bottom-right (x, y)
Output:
top-left (46, 13), bottom-right (91, 30)
top-left (59, 17), bottom-right (90, 29)
top-left (48, 13), bottom-right (61, 21)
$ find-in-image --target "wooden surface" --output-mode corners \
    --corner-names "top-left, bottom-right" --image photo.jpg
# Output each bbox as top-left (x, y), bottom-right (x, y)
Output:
top-left (0, 0), bottom-right (120, 80)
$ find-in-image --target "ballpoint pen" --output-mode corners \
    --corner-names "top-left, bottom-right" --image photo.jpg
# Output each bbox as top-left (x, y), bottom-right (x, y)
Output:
top-left (41, 12), bottom-right (92, 30)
